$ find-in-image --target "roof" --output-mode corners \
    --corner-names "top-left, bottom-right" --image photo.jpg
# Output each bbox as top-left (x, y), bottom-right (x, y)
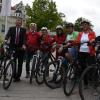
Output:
top-left (11, 1), bottom-right (23, 11)
top-left (11, 6), bottom-right (16, 10)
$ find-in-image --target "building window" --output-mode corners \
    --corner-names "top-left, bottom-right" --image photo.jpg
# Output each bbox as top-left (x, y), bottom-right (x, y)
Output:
top-left (1, 24), bottom-right (5, 32)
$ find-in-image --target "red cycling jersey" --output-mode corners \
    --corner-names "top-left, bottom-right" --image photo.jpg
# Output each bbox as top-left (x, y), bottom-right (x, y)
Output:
top-left (40, 34), bottom-right (53, 52)
top-left (52, 33), bottom-right (66, 58)
top-left (53, 33), bottom-right (66, 44)
top-left (26, 31), bottom-right (41, 51)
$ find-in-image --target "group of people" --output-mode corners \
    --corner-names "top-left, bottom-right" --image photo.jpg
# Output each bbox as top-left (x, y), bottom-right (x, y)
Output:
top-left (5, 17), bottom-right (99, 85)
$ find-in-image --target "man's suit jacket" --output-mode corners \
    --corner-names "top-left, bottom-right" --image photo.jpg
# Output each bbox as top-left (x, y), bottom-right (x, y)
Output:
top-left (5, 26), bottom-right (26, 48)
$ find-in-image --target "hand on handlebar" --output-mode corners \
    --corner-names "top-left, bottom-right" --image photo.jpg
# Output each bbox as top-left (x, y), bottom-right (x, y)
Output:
top-left (58, 46), bottom-right (63, 53)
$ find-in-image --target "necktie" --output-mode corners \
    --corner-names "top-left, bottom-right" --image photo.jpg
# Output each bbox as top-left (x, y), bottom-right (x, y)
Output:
top-left (15, 28), bottom-right (20, 44)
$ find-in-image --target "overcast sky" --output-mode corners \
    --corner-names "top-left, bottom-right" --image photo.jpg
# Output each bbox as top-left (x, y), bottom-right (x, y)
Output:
top-left (12, 0), bottom-right (100, 36)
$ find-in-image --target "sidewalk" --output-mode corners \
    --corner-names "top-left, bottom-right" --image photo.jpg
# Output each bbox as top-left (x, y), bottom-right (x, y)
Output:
top-left (0, 62), bottom-right (81, 100)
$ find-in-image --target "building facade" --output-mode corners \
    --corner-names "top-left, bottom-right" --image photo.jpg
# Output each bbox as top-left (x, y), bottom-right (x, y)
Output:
top-left (0, 1), bottom-right (26, 34)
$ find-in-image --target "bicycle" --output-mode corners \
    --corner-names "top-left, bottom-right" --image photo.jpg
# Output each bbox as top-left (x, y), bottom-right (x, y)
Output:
top-left (63, 58), bottom-right (82, 96)
top-left (79, 41), bottom-right (100, 100)
top-left (63, 41), bottom-right (95, 96)
top-left (0, 42), bottom-right (14, 89)
top-left (30, 46), bottom-right (56, 85)
top-left (43, 55), bottom-right (66, 89)
top-left (43, 42), bottom-right (72, 89)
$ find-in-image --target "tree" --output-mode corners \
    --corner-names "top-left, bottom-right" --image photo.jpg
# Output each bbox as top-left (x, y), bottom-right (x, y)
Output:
top-left (25, 0), bottom-right (63, 31)
top-left (25, 4), bottom-right (33, 28)
top-left (0, 33), bottom-right (4, 46)
top-left (74, 17), bottom-right (93, 32)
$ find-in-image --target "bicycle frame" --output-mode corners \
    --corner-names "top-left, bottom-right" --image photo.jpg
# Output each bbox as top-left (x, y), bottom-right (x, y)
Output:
top-left (32, 50), bottom-right (42, 66)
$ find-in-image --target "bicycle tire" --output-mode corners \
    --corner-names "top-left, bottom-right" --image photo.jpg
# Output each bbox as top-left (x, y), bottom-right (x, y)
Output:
top-left (30, 57), bottom-right (37, 84)
top-left (35, 62), bottom-right (45, 85)
top-left (3, 60), bottom-right (14, 90)
top-left (63, 63), bottom-right (77, 96)
top-left (79, 65), bottom-right (99, 100)
top-left (0, 59), bottom-right (4, 79)
top-left (43, 60), bottom-right (62, 89)
top-left (35, 53), bottom-right (55, 85)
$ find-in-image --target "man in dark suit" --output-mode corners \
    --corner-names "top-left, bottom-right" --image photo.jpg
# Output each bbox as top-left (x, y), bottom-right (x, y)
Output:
top-left (5, 18), bottom-right (26, 82)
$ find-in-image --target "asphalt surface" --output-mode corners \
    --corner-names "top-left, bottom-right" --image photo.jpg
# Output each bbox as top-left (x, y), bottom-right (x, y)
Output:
top-left (0, 62), bottom-right (82, 100)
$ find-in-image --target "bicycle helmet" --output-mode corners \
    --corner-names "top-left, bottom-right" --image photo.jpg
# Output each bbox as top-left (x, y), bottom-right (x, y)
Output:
top-left (66, 23), bottom-right (74, 28)
top-left (30, 23), bottom-right (37, 27)
top-left (56, 25), bottom-right (63, 30)
top-left (41, 27), bottom-right (48, 31)
top-left (56, 25), bottom-right (63, 36)
top-left (81, 20), bottom-right (91, 26)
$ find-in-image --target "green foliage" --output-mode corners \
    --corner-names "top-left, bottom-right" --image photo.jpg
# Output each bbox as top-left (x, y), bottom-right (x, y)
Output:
top-left (25, 0), bottom-right (63, 31)
top-left (25, 4), bottom-right (33, 28)
top-left (63, 21), bottom-right (68, 33)
top-left (0, 33), bottom-right (4, 46)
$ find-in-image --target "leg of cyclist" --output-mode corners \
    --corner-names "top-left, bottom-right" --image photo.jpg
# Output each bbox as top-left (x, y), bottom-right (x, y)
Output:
top-left (13, 50), bottom-right (18, 82)
top-left (64, 47), bottom-right (78, 80)
top-left (87, 55), bottom-right (97, 86)
top-left (78, 52), bottom-right (96, 87)
top-left (64, 47), bottom-right (78, 66)
top-left (13, 58), bottom-right (17, 81)
top-left (58, 47), bottom-right (71, 74)
top-left (16, 50), bottom-right (25, 81)
top-left (26, 50), bottom-right (34, 78)
top-left (78, 52), bottom-right (89, 86)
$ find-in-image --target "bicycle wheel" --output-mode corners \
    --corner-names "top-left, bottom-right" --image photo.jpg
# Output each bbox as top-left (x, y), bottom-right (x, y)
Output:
top-left (35, 53), bottom-right (55, 85)
top-left (79, 65), bottom-right (100, 100)
top-left (44, 60), bottom-right (62, 89)
top-left (3, 60), bottom-right (14, 89)
top-left (63, 63), bottom-right (77, 96)
top-left (30, 57), bottom-right (37, 84)
top-left (35, 61), bottom-right (45, 85)
top-left (0, 59), bottom-right (5, 79)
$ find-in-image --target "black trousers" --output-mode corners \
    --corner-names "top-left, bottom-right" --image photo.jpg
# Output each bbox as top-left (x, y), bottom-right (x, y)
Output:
top-left (78, 52), bottom-right (96, 85)
top-left (26, 50), bottom-right (34, 75)
top-left (13, 49), bottom-right (25, 79)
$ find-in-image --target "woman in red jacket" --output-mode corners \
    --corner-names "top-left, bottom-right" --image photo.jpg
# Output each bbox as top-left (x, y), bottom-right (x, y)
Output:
top-left (40, 27), bottom-right (53, 52)
top-left (26, 23), bottom-right (41, 78)
top-left (77, 20), bottom-right (96, 86)
top-left (38, 27), bottom-right (53, 66)
top-left (52, 25), bottom-right (66, 58)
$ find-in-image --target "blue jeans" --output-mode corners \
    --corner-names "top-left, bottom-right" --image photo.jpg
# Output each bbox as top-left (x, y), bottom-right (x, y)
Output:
top-left (68, 47), bottom-right (78, 60)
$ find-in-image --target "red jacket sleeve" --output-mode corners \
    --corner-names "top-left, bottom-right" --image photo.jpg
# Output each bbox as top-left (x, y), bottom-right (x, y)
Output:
top-left (76, 32), bottom-right (82, 43)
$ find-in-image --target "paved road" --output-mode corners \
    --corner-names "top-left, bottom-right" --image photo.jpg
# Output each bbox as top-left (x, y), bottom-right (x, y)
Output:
top-left (0, 62), bottom-right (81, 100)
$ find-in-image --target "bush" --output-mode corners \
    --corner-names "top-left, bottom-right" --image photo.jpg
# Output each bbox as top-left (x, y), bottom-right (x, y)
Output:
top-left (0, 33), bottom-right (4, 46)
